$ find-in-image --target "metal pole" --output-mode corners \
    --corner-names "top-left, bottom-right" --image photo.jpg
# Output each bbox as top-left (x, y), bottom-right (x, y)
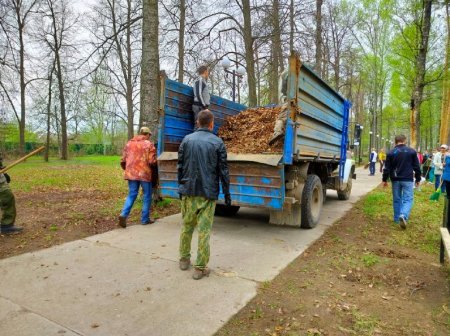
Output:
top-left (359, 132), bottom-right (362, 165)
top-left (232, 70), bottom-right (236, 102)
top-left (237, 77), bottom-right (241, 103)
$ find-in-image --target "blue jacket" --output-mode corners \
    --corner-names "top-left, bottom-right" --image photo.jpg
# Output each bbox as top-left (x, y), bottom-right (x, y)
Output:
top-left (442, 155), bottom-right (450, 182)
top-left (382, 144), bottom-right (421, 183)
top-left (177, 128), bottom-right (230, 200)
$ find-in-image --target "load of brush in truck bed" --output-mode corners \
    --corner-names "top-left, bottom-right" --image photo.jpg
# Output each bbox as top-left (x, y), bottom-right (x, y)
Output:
top-left (218, 106), bottom-right (283, 154)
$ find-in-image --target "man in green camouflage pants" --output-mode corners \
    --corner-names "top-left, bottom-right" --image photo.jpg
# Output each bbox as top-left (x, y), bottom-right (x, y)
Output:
top-left (179, 196), bottom-right (215, 270)
top-left (0, 159), bottom-right (22, 234)
top-left (177, 110), bottom-right (231, 280)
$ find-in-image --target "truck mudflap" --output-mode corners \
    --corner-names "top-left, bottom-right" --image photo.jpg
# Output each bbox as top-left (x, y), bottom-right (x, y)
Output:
top-left (157, 152), bottom-right (286, 210)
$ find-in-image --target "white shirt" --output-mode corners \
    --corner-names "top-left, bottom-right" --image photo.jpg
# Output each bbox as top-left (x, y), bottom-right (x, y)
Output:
top-left (371, 151), bottom-right (378, 163)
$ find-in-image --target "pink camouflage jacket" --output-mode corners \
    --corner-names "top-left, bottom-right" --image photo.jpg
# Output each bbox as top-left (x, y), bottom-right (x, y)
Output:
top-left (121, 135), bottom-right (157, 182)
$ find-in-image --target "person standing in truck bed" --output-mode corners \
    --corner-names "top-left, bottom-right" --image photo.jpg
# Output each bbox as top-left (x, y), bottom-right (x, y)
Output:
top-left (192, 66), bottom-right (211, 121)
top-left (269, 70), bottom-right (289, 145)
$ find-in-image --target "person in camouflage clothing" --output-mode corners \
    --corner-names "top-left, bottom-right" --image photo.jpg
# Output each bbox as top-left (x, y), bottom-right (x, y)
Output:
top-left (119, 127), bottom-right (157, 227)
top-left (0, 159), bottom-right (23, 234)
top-left (178, 110), bottom-right (231, 280)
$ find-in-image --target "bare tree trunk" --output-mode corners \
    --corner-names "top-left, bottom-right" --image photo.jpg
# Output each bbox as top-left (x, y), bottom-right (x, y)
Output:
top-left (49, 0), bottom-right (68, 160)
top-left (440, 2), bottom-right (450, 144)
top-left (140, 0), bottom-right (160, 141)
top-left (18, 15), bottom-right (26, 154)
top-left (110, 0), bottom-right (135, 139)
top-left (410, 0), bottom-right (432, 149)
top-left (11, 1), bottom-right (38, 154)
top-left (126, 0), bottom-right (134, 139)
top-left (289, 0), bottom-right (294, 53)
top-left (269, 0), bottom-right (281, 103)
top-left (242, 0), bottom-right (257, 106)
top-left (177, 0), bottom-right (186, 83)
top-left (314, 0), bottom-right (323, 74)
top-left (45, 64), bottom-right (54, 162)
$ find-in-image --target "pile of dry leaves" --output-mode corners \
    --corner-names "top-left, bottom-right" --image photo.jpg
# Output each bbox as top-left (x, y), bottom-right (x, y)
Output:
top-left (218, 106), bottom-right (284, 154)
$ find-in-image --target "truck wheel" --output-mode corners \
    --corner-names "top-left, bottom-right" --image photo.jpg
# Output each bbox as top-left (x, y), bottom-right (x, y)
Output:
top-left (215, 204), bottom-right (240, 217)
top-left (301, 175), bottom-right (323, 229)
top-left (337, 177), bottom-right (353, 200)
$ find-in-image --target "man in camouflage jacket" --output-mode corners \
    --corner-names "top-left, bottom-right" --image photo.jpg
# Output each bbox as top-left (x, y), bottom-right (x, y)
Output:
top-left (0, 159), bottom-right (22, 234)
top-left (119, 127), bottom-right (157, 228)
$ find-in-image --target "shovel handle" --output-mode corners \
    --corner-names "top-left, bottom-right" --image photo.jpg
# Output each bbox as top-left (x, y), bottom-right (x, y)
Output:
top-left (0, 146), bottom-right (46, 174)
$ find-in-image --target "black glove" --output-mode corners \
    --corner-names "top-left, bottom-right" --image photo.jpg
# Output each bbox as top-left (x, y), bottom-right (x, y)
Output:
top-left (120, 161), bottom-right (126, 170)
top-left (4, 173), bottom-right (11, 184)
top-left (225, 193), bottom-right (232, 207)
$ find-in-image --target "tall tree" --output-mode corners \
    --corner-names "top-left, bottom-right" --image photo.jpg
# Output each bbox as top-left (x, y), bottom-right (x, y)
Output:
top-left (410, 0), bottom-right (432, 148)
top-left (43, 0), bottom-right (75, 160)
top-left (314, 0), bottom-right (323, 75)
top-left (140, 0), bottom-right (160, 140)
top-left (178, 0), bottom-right (186, 83)
top-left (242, 0), bottom-right (257, 106)
top-left (440, 1), bottom-right (450, 144)
top-left (91, 0), bottom-right (142, 140)
top-left (269, 0), bottom-right (282, 103)
top-left (0, 0), bottom-right (39, 153)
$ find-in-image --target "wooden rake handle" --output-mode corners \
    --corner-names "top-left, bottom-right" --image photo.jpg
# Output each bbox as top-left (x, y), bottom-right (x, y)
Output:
top-left (0, 146), bottom-right (46, 174)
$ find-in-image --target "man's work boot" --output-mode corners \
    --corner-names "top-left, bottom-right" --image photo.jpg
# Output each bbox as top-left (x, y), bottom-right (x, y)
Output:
top-left (1, 224), bottom-right (23, 234)
top-left (192, 267), bottom-right (210, 280)
top-left (179, 258), bottom-right (191, 271)
top-left (118, 216), bottom-right (127, 228)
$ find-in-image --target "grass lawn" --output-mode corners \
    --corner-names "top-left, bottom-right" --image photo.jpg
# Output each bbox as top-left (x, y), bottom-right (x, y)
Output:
top-left (0, 155), bottom-right (180, 259)
top-left (216, 183), bottom-right (450, 336)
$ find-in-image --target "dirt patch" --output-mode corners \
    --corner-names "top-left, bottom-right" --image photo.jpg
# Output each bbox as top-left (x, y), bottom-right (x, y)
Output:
top-left (218, 106), bottom-right (284, 153)
top-left (0, 189), bottom-right (180, 259)
top-left (216, 199), bottom-right (450, 336)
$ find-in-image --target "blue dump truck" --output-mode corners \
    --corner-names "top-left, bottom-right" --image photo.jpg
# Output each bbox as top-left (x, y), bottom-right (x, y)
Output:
top-left (157, 54), bottom-right (355, 229)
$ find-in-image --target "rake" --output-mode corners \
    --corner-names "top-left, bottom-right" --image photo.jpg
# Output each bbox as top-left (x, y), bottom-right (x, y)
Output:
top-left (430, 178), bottom-right (444, 201)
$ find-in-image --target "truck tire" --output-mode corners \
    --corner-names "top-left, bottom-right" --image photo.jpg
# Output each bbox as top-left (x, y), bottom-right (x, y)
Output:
top-left (337, 176), bottom-right (352, 200)
top-left (301, 175), bottom-right (323, 229)
top-left (214, 204), bottom-right (240, 217)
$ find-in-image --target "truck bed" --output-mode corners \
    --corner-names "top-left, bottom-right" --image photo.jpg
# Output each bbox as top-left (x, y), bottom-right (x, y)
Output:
top-left (157, 57), bottom-right (350, 212)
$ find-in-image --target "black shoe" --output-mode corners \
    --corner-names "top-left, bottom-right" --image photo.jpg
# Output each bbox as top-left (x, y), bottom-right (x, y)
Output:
top-left (118, 216), bottom-right (127, 228)
top-left (1, 225), bottom-right (23, 234)
top-left (142, 219), bottom-right (155, 225)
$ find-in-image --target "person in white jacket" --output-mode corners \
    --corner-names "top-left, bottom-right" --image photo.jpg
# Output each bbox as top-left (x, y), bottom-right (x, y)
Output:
top-left (433, 144), bottom-right (448, 192)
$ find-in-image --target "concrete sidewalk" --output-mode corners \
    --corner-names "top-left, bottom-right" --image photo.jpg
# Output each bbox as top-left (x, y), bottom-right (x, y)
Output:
top-left (0, 168), bottom-right (380, 336)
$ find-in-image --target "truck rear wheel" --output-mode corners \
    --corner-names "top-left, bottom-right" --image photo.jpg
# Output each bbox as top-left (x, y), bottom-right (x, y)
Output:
top-left (337, 177), bottom-right (352, 200)
top-left (214, 204), bottom-right (240, 217)
top-left (301, 175), bottom-right (323, 229)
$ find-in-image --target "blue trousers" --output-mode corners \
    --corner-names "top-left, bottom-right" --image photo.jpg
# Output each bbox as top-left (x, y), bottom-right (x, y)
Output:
top-left (435, 175), bottom-right (446, 193)
top-left (121, 180), bottom-right (152, 224)
top-left (392, 181), bottom-right (414, 222)
top-left (369, 162), bottom-right (376, 175)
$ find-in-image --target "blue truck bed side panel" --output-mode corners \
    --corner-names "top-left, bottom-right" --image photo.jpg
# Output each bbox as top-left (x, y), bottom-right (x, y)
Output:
top-left (294, 65), bottom-right (348, 160)
top-left (159, 79), bottom-right (246, 153)
top-left (158, 160), bottom-right (285, 210)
